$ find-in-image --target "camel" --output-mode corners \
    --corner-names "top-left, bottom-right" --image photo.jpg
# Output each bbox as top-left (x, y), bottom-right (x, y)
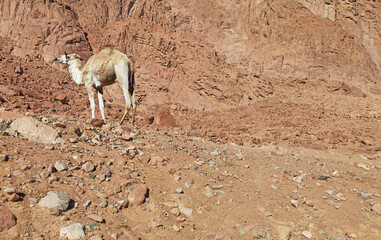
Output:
top-left (55, 48), bottom-right (137, 125)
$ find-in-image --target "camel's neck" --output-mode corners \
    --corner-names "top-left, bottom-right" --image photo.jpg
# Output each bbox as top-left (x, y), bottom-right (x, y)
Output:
top-left (68, 60), bottom-right (84, 85)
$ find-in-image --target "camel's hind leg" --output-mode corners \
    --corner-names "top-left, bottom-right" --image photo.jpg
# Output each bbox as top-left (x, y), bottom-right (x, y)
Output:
top-left (130, 89), bottom-right (137, 126)
top-left (120, 87), bottom-right (131, 125)
top-left (116, 64), bottom-right (132, 125)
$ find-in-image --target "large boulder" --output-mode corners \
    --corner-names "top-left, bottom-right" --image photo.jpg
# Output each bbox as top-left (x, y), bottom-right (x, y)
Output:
top-left (153, 105), bottom-right (177, 127)
top-left (9, 117), bottom-right (64, 144)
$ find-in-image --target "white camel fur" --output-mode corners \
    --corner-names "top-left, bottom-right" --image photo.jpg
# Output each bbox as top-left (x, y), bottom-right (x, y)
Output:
top-left (56, 48), bottom-right (137, 125)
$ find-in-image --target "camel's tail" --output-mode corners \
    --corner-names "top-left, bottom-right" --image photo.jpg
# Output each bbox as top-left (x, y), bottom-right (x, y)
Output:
top-left (129, 70), bottom-right (135, 96)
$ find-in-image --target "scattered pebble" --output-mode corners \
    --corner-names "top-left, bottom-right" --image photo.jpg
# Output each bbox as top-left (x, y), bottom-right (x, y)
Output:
top-left (82, 161), bottom-right (95, 172)
top-left (8, 193), bottom-right (20, 202)
top-left (99, 199), bottom-right (108, 208)
top-left (371, 203), bottom-right (381, 215)
top-left (291, 199), bottom-right (298, 208)
top-left (0, 154), bottom-right (9, 162)
top-left (178, 203), bottom-right (193, 217)
top-left (302, 230), bottom-right (312, 239)
top-left (132, 223), bottom-right (151, 233)
top-left (87, 214), bottom-right (104, 223)
top-left (54, 160), bottom-right (67, 172)
top-left (83, 200), bottom-right (92, 208)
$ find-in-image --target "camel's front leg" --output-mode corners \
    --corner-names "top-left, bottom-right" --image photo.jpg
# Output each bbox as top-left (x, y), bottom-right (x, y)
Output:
top-left (85, 85), bottom-right (95, 119)
top-left (97, 88), bottom-right (106, 123)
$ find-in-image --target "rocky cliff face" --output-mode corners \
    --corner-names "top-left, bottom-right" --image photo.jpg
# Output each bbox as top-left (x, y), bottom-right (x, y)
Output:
top-left (0, 0), bottom-right (380, 108)
top-left (0, 0), bottom-right (92, 62)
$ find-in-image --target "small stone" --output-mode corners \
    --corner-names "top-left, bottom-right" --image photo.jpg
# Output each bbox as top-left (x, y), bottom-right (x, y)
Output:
top-left (0, 210), bottom-right (17, 232)
top-left (316, 175), bottom-right (330, 180)
top-left (49, 208), bottom-right (60, 216)
top-left (271, 184), bottom-right (278, 190)
top-left (305, 200), bottom-right (315, 207)
top-left (91, 119), bottom-right (104, 128)
top-left (8, 193), bottom-right (20, 202)
top-left (82, 161), bottom-right (95, 172)
top-left (371, 203), bottom-right (381, 215)
top-left (175, 188), bottom-right (184, 194)
top-left (163, 202), bottom-right (178, 208)
top-left (139, 155), bottom-right (150, 164)
top-left (0, 154), bottom-right (9, 162)
top-left (211, 151), bottom-right (219, 156)
top-left (39, 191), bottom-right (71, 211)
top-left (87, 214), bottom-right (104, 223)
top-left (121, 132), bottom-right (133, 141)
top-left (264, 212), bottom-right (272, 217)
top-left (60, 223), bottom-right (85, 239)
top-left (178, 203), bottom-right (193, 217)
top-left (293, 176), bottom-right (303, 183)
top-left (128, 184), bottom-right (148, 206)
top-left (325, 190), bottom-right (335, 196)
top-left (87, 223), bottom-right (100, 232)
top-left (99, 200), bottom-right (108, 208)
top-left (235, 152), bottom-right (244, 160)
top-left (357, 163), bottom-right (370, 171)
top-left (211, 185), bottom-right (223, 190)
top-left (29, 198), bottom-right (38, 207)
top-left (132, 223), bottom-right (151, 234)
top-left (257, 227), bottom-right (268, 238)
top-left (348, 233), bottom-right (357, 239)
top-left (167, 163), bottom-right (181, 174)
top-left (13, 170), bottom-right (27, 178)
top-left (208, 160), bottom-right (217, 167)
top-left (170, 208), bottom-right (180, 215)
top-left (89, 234), bottom-right (103, 240)
top-left (48, 175), bottom-right (60, 184)
top-left (302, 231), bottom-right (312, 239)
top-left (360, 192), bottom-right (372, 200)
top-left (291, 199), bottom-right (298, 208)
top-left (83, 200), bottom-right (91, 208)
top-left (54, 160), bottom-right (67, 172)
top-left (172, 225), bottom-right (180, 232)
top-left (3, 187), bottom-right (16, 195)
top-left (204, 186), bottom-right (213, 197)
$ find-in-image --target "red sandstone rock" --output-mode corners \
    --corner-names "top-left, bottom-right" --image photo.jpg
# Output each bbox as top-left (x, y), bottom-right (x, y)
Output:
top-left (0, 210), bottom-right (17, 232)
top-left (132, 223), bottom-right (151, 234)
top-left (128, 184), bottom-right (148, 206)
top-left (8, 193), bottom-right (20, 202)
top-left (154, 105), bottom-right (177, 127)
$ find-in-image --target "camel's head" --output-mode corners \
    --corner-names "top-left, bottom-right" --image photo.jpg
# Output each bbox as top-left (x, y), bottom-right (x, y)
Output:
top-left (55, 52), bottom-right (82, 65)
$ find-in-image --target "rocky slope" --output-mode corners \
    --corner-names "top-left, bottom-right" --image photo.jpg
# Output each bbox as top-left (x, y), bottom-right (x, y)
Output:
top-left (0, 1), bottom-right (380, 239)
